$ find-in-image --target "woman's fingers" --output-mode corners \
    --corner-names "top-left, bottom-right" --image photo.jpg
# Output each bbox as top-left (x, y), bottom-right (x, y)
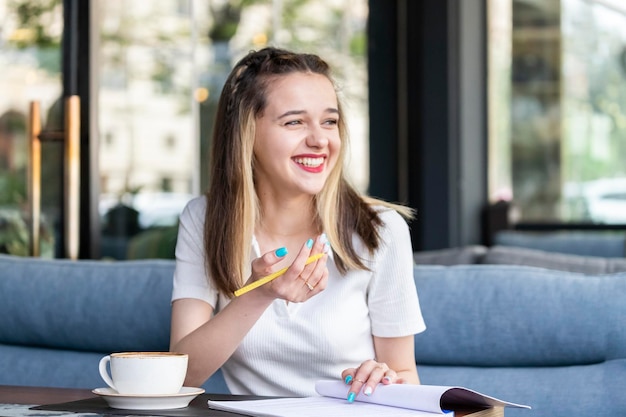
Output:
top-left (248, 234), bottom-right (329, 301)
top-left (343, 361), bottom-right (398, 401)
top-left (290, 234), bottom-right (328, 294)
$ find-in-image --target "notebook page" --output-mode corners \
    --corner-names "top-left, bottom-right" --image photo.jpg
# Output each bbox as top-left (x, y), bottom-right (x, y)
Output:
top-left (208, 396), bottom-right (450, 417)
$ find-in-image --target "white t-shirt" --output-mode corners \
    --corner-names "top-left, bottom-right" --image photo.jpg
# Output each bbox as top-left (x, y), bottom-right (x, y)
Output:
top-left (172, 196), bottom-right (426, 396)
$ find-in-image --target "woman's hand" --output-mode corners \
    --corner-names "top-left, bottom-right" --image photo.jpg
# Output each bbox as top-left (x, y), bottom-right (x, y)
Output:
top-left (341, 360), bottom-right (399, 402)
top-left (245, 234), bottom-right (329, 302)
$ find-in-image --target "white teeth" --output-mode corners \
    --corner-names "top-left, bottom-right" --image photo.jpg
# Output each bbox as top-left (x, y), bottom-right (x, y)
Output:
top-left (294, 157), bottom-right (324, 167)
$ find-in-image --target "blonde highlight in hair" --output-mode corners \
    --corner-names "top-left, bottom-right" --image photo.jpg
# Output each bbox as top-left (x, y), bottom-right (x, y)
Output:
top-left (238, 109), bottom-right (259, 283)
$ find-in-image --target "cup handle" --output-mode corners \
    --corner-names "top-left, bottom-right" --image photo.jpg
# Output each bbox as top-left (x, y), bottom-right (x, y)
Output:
top-left (98, 355), bottom-right (116, 391)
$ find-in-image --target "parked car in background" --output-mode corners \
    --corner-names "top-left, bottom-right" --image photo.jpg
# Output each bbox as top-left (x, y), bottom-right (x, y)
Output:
top-left (581, 178), bottom-right (626, 224)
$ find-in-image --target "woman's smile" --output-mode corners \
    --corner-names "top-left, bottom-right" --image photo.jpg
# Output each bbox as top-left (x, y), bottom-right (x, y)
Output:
top-left (293, 154), bottom-right (326, 173)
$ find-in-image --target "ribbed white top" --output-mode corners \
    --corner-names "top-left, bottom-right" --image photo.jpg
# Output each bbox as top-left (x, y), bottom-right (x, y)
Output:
top-left (172, 197), bottom-right (426, 396)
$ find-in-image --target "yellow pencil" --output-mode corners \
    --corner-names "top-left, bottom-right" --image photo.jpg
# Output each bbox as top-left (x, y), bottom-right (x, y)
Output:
top-left (234, 253), bottom-right (325, 297)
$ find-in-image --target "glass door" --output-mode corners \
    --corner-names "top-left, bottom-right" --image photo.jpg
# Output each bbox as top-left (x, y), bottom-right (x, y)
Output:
top-left (0, 0), bottom-right (65, 258)
top-left (96, 1), bottom-right (199, 260)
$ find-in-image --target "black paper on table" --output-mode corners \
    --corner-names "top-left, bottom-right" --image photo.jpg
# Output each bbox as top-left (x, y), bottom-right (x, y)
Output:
top-left (32, 393), bottom-right (263, 417)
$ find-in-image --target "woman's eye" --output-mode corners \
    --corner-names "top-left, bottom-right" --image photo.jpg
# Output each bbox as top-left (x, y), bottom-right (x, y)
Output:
top-left (323, 119), bottom-right (338, 126)
top-left (284, 120), bottom-right (302, 126)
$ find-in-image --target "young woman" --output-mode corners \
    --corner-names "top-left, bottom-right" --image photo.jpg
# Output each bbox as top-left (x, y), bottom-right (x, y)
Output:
top-left (170, 47), bottom-right (426, 401)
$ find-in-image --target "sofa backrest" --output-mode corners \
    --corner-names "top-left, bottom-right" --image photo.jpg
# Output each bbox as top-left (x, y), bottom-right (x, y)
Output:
top-left (413, 245), bottom-right (487, 266)
top-left (483, 245), bottom-right (626, 274)
top-left (412, 264), bottom-right (626, 366)
top-left (494, 230), bottom-right (626, 258)
top-left (0, 254), bottom-right (175, 353)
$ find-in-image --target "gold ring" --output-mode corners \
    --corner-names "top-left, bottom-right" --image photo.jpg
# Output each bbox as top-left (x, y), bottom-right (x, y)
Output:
top-left (299, 276), bottom-right (314, 291)
top-left (355, 379), bottom-right (365, 384)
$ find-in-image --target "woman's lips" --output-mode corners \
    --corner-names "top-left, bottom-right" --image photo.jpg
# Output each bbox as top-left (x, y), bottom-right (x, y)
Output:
top-left (293, 156), bottom-right (325, 173)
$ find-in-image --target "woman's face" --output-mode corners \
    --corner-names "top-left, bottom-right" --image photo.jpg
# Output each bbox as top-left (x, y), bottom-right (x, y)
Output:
top-left (253, 72), bottom-right (341, 200)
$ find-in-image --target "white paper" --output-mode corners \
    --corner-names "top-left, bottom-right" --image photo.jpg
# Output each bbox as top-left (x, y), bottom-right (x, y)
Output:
top-left (207, 380), bottom-right (530, 417)
top-left (315, 380), bottom-right (530, 411)
top-left (315, 379), bottom-right (449, 413)
top-left (207, 396), bottom-right (451, 417)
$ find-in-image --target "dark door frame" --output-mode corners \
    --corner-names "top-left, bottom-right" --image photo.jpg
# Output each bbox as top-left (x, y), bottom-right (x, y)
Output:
top-left (368, 0), bottom-right (487, 251)
top-left (62, 0), bottom-right (97, 258)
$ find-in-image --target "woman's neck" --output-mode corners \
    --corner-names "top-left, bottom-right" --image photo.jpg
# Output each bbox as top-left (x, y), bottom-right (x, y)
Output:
top-left (256, 196), bottom-right (319, 251)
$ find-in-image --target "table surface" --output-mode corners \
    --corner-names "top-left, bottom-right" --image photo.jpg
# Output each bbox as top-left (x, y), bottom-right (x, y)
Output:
top-left (0, 385), bottom-right (98, 417)
top-left (0, 385), bottom-right (495, 417)
top-left (0, 385), bottom-right (96, 405)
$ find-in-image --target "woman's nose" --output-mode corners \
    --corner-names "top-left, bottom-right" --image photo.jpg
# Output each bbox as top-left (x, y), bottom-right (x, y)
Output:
top-left (306, 126), bottom-right (329, 148)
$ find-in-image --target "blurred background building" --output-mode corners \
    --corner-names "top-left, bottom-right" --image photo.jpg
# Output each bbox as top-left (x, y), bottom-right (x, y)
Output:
top-left (1, 0), bottom-right (625, 259)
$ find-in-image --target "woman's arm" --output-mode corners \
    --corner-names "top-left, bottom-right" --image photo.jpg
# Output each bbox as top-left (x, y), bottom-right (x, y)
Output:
top-left (373, 335), bottom-right (419, 384)
top-left (170, 236), bottom-right (329, 388)
top-left (170, 292), bottom-right (274, 387)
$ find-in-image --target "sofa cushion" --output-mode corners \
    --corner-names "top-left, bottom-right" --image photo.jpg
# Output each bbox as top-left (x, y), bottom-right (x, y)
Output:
top-left (413, 245), bottom-right (487, 265)
top-left (494, 230), bottom-right (626, 258)
top-left (413, 264), bottom-right (626, 366)
top-left (483, 245), bottom-right (626, 274)
top-left (0, 255), bottom-right (175, 353)
top-left (0, 343), bottom-right (231, 393)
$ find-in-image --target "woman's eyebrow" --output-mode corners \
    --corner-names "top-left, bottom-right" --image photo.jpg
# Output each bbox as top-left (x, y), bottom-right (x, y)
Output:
top-left (277, 109), bottom-right (306, 119)
top-left (276, 107), bottom-right (339, 120)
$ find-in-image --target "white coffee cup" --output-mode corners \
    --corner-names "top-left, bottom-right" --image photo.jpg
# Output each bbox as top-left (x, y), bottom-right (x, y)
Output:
top-left (98, 352), bottom-right (188, 395)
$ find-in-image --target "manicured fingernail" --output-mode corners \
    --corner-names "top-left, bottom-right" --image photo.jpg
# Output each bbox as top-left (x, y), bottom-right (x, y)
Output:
top-left (275, 247), bottom-right (288, 257)
top-left (344, 375), bottom-right (353, 385)
top-left (323, 243), bottom-right (330, 253)
top-left (306, 238), bottom-right (313, 248)
top-left (364, 386), bottom-right (372, 396)
top-left (383, 376), bottom-right (391, 383)
top-left (320, 233), bottom-right (328, 244)
top-left (347, 392), bottom-right (356, 403)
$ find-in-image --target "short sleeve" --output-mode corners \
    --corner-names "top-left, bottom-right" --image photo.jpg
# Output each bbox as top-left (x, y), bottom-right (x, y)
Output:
top-left (171, 196), bottom-right (219, 308)
top-left (367, 208), bottom-right (426, 337)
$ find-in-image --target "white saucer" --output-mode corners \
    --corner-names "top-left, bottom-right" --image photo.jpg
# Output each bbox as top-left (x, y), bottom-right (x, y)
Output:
top-left (92, 386), bottom-right (205, 410)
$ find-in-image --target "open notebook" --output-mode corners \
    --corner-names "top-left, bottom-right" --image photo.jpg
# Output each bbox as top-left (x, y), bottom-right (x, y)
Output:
top-left (207, 380), bottom-right (531, 417)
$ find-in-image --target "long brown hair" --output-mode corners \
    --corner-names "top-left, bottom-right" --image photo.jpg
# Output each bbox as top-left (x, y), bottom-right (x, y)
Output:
top-left (204, 47), bottom-right (412, 296)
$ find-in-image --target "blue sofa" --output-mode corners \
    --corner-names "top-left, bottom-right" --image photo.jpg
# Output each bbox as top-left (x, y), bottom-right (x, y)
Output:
top-left (494, 230), bottom-right (626, 258)
top-left (0, 254), bottom-right (228, 395)
top-left (1, 254), bottom-right (625, 417)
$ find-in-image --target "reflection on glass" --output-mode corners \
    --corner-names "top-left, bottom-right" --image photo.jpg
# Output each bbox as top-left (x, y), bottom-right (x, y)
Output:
top-left (97, 0), bottom-right (368, 259)
top-left (0, 0), bottom-right (62, 257)
top-left (97, 1), bottom-right (197, 259)
top-left (561, 0), bottom-right (626, 224)
top-left (489, 0), bottom-right (626, 224)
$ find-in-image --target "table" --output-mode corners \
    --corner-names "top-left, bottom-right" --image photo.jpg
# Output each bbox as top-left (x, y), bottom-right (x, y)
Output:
top-left (0, 385), bottom-right (250, 416)
top-left (0, 385), bottom-right (499, 416)
top-left (0, 385), bottom-right (96, 417)
top-left (0, 385), bottom-right (96, 405)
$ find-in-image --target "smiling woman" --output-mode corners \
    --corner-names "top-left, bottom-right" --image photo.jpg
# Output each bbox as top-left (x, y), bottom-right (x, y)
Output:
top-left (253, 72), bottom-right (341, 197)
top-left (168, 47), bottom-right (424, 401)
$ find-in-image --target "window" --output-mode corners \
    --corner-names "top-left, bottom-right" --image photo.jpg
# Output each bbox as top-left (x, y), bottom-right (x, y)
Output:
top-left (488, 0), bottom-right (626, 224)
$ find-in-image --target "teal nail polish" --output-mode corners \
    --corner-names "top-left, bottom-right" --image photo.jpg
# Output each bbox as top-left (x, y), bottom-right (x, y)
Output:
top-left (275, 247), bottom-right (288, 257)
top-left (344, 375), bottom-right (353, 385)
top-left (347, 392), bottom-right (356, 403)
top-left (306, 238), bottom-right (313, 248)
